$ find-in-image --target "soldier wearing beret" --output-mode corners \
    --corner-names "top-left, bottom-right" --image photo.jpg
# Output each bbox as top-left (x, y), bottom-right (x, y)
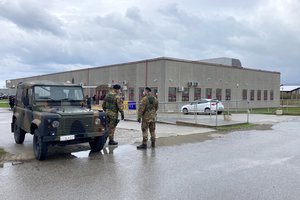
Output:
top-left (102, 84), bottom-right (124, 145)
top-left (137, 87), bottom-right (159, 149)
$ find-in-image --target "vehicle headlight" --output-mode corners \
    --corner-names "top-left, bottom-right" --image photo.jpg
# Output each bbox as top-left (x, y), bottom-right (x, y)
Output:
top-left (52, 120), bottom-right (60, 128)
top-left (95, 118), bottom-right (101, 125)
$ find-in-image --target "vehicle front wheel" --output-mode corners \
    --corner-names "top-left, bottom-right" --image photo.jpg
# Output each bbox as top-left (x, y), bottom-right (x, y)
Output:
top-left (33, 129), bottom-right (48, 160)
top-left (89, 135), bottom-right (107, 152)
top-left (217, 111), bottom-right (223, 115)
top-left (204, 108), bottom-right (211, 114)
top-left (183, 108), bottom-right (189, 115)
top-left (14, 123), bottom-right (26, 144)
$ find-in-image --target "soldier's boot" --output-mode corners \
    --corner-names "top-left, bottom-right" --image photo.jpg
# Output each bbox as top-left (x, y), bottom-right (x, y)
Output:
top-left (108, 140), bottom-right (118, 146)
top-left (151, 141), bottom-right (155, 148)
top-left (137, 143), bottom-right (147, 150)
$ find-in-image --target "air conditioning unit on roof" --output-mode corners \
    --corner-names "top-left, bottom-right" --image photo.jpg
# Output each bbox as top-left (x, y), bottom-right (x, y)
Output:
top-left (193, 82), bottom-right (199, 87)
top-left (187, 82), bottom-right (193, 87)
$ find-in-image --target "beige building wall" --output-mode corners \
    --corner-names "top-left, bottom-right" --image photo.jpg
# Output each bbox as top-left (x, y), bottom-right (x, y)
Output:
top-left (6, 57), bottom-right (280, 108)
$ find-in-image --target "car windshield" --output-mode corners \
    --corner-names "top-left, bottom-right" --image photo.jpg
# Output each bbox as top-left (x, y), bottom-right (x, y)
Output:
top-left (34, 85), bottom-right (84, 101)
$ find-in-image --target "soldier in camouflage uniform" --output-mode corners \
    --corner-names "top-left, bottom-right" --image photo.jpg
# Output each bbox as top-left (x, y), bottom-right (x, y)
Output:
top-left (137, 87), bottom-right (159, 149)
top-left (102, 84), bottom-right (124, 145)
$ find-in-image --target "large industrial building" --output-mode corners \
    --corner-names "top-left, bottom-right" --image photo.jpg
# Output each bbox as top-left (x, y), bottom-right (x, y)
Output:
top-left (6, 57), bottom-right (280, 110)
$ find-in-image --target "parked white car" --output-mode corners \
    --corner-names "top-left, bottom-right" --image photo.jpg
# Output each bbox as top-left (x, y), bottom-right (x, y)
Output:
top-left (181, 99), bottom-right (224, 114)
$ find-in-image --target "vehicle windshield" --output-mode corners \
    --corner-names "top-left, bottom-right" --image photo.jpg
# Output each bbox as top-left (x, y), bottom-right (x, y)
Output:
top-left (33, 85), bottom-right (84, 101)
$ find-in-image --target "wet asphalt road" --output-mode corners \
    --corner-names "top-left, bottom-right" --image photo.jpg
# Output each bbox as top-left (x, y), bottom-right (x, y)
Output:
top-left (1, 117), bottom-right (300, 200)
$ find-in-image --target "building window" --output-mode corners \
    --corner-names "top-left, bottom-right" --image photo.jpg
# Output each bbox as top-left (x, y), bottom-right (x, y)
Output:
top-left (139, 87), bottom-right (144, 101)
top-left (250, 90), bottom-right (255, 101)
top-left (242, 89), bottom-right (247, 100)
top-left (264, 90), bottom-right (268, 100)
top-left (128, 88), bottom-right (134, 101)
top-left (270, 90), bottom-right (274, 100)
top-left (139, 87), bottom-right (158, 101)
top-left (205, 88), bottom-right (212, 99)
top-left (182, 88), bottom-right (189, 101)
top-left (257, 90), bottom-right (261, 101)
top-left (194, 88), bottom-right (201, 100)
top-left (225, 89), bottom-right (231, 100)
top-left (216, 88), bottom-right (222, 100)
top-left (168, 87), bottom-right (176, 102)
top-left (151, 87), bottom-right (158, 99)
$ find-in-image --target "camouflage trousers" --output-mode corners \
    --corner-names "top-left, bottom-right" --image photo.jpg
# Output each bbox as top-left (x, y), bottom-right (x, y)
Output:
top-left (141, 120), bottom-right (156, 144)
top-left (107, 115), bottom-right (119, 141)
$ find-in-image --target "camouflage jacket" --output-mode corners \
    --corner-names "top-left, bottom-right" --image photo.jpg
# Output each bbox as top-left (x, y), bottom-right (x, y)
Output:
top-left (138, 93), bottom-right (158, 121)
top-left (102, 90), bottom-right (124, 118)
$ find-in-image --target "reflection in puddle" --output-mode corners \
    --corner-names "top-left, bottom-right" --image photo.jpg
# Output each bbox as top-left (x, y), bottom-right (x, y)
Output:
top-left (71, 146), bottom-right (119, 158)
top-left (3, 162), bottom-right (13, 168)
top-left (71, 150), bottom-right (90, 158)
top-left (1, 161), bottom-right (23, 168)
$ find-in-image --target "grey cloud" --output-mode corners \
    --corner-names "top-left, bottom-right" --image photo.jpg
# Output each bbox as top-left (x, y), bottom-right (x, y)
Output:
top-left (126, 7), bottom-right (142, 22)
top-left (0, 0), bottom-right (300, 87)
top-left (0, 0), bottom-right (64, 35)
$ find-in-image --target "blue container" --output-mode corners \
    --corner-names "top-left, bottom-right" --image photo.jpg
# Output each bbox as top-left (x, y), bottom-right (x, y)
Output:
top-left (128, 101), bottom-right (136, 110)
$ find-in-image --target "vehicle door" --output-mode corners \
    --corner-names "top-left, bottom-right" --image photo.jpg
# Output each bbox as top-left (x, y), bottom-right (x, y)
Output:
top-left (189, 102), bottom-right (197, 112)
top-left (197, 100), bottom-right (207, 112)
top-left (22, 88), bottom-right (34, 132)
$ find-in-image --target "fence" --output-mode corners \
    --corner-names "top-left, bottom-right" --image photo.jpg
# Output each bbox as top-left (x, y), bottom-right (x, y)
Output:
top-left (122, 100), bottom-right (254, 127)
top-left (156, 101), bottom-right (252, 126)
top-left (94, 99), bottom-right (300, 126)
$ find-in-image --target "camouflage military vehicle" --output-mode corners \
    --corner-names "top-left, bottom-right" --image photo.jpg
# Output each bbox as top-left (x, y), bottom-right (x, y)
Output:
top-left (11, 81), bottom-right (108, 160)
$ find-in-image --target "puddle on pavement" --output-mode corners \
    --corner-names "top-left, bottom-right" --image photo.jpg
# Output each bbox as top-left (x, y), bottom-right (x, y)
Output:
top-left (71, 146), bottom-right (122, 158)
top-left (1, 161), bottom-right (23, 168)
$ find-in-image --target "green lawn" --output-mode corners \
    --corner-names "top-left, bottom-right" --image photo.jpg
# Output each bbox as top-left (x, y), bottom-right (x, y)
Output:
top-left (249, 107), bottom-right (300, 115)
top-left (216, 123), bottom-right (254, 131)
top-left (0, 147), bottom-right (7, 159)
top-left (0, 100), bottom-right (9, 108)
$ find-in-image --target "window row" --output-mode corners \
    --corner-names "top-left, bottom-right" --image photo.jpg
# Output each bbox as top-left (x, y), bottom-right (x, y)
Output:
top-left (242, 89), bottom-right (274, 101)
top-left (168, 88), bottom-right (274, 102)
top-left (126, 87), bottom-right (275, 102)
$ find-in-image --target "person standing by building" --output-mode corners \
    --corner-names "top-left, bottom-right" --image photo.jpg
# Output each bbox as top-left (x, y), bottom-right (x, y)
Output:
top-left (137, 87), bottom-right (159, 149)
top-left (9, 95), bottom-right (15, 110)
top-left (92, 94), bottom-right (97, 105)
top-left (102, 84), bottom-right (124, 146)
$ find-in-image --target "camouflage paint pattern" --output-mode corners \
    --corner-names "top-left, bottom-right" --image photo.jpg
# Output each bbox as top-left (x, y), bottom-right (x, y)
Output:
top-left (137, 93), bottom-right (159, 144)
top-left (12, 81), bottom-right (107, 138)
top-left (102, 89), bottom-right (124, 140)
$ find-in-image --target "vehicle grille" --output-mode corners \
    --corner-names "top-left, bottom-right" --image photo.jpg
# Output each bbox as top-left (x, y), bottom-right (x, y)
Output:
top-left (61, 116), bottom-right (93, 135)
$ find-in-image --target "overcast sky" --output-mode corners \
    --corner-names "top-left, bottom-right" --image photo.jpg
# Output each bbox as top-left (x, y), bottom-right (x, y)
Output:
top-left (0, 0), bottom-right (299, 88)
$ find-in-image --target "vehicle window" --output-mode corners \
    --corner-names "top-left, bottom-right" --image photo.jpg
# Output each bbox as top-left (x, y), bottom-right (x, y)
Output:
top-left (16, 88), bottom-right (23, 106)
top-left (22, 89), bottom-right (29, 106)
top-left (198, 100), bottom-right (207, 104)
top-left (34, 86), bottom-right (84, 101)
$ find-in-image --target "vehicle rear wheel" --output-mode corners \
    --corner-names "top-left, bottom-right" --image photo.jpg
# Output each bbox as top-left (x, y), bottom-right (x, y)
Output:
top-left (89, 135), bottom-right (107, 152)
top-left (183, 108), bottom-right (189, 114)
top-left (14, 123), bottom-right (26, 144)
top-left (204, 108), bottom-right (211, 114)
top-left (33, 129), bottom-right (48, 160)
top-left (217, 111), bottom-right (223, 115)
